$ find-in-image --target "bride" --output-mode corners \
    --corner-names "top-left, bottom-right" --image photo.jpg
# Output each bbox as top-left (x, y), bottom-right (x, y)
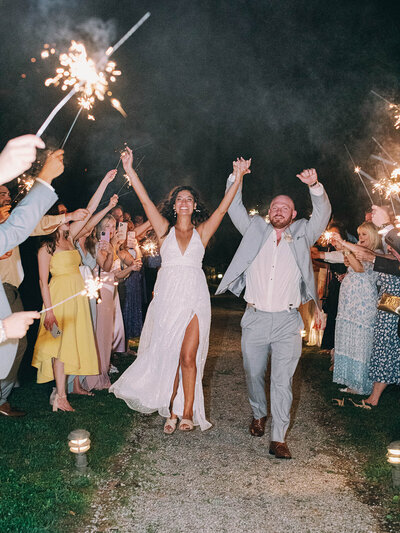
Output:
top-left (110, 148), bottom-right (251, 432)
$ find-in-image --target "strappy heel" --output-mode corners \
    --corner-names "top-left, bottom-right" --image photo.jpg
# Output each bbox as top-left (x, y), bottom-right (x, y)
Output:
top-left (52, 393), bottom-right (75, 412)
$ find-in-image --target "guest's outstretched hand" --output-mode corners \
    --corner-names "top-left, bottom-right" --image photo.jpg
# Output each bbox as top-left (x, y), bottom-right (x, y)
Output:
top-left (104, 169), bottom-right (118, 184)
top-left (108, 194), bottom-right (119, 209)
top-left (372, 205), bottom-right (391, 227)
top-left (232, 157), bottom-right (251, 179)
top-left (0, 205), bottom-right (11, 223)
top-left (296, 168), bottom-right (318, 186)
top-left (0, 135), bottom-right (45, 184)
top-left (38, 149), bottom-right (64, 184)
top-left (121, 146), bottom-right (134, 173)
top-left (3, 311), bottom-right (40, 339)
top-left (67, 208), bottom-right (90, 222)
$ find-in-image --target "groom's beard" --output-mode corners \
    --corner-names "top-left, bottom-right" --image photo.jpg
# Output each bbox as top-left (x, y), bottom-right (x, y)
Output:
top-left (270, 213), bottom-right (293, 229)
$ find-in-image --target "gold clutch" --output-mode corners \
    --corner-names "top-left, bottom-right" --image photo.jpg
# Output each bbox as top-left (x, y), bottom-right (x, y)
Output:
top-left (377, 293), bottom-right (400, 315)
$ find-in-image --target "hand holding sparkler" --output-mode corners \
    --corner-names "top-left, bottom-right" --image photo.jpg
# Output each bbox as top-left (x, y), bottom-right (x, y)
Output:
top-left (0, 135), bottom-right (45, 183)
top-left (66, 208), bottom-right (90, 223)
top-left (121, 146), bottom-right (134, 174)
top-left (296, 168), bottom-right (318, 187)
top-left (2, 311), bottom-right (40, 340)
top-left (108, 194), bottom-right (119, 209)
top-left (0, 205), bottom-right (11, 223)
top-left (104, 169), bottom-right (118, 184)
top-left (38, 149), bottom-right (64, 184)
top-left (371, 205), bottom-right (391, 227)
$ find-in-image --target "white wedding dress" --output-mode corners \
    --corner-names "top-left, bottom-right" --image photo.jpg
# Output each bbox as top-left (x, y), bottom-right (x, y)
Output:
top-left (110, 227), bottom-right (212, 430)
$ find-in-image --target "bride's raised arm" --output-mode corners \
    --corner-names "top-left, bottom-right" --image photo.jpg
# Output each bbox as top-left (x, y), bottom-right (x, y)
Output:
top-left (121, 147), bottom-right (168, 242)
top-left (197, 157), bottom-right (251, 246)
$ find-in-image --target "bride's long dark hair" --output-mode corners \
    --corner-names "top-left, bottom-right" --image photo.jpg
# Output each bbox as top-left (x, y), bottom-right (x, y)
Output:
top-left (159, 186), bottom-right (209, 232)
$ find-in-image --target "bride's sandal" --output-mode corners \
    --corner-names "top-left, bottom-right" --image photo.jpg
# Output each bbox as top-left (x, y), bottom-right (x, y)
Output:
top-left (178, 418), bottom-right (194, 432)
top-left (164, 417), bottom-right (178, 434)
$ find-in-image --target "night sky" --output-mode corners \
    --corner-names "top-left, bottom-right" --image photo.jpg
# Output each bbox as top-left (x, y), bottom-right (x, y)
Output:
top-left (1, 0), bottom-right (400, 267)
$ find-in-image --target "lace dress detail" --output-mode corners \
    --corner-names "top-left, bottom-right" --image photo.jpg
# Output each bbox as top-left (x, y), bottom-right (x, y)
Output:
top-left (110, 227), bottom-right (212, 430)
top-left (333, 261), bottom-right (379, 394)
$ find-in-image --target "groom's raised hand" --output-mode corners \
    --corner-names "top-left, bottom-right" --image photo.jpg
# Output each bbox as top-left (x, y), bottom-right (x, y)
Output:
top-left (233, 157), bottom-right (252, 180)
top-left (296, 168), bottom-right (318, 186)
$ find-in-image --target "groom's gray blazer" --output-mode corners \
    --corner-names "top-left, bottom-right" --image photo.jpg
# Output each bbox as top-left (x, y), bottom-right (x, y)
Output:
top-left (216, 178), bottom-right (331, 307)
top-left (0, 181), bottom-right (57, 378)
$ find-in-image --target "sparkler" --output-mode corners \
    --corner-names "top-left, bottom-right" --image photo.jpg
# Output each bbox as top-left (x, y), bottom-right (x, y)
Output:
top-left (344, 144), bottom-right (373, 204)
top-left (370, 91), bottom-right (400, 129)
top-left (36, 12), bottom-right (151, 137)
top-left (371, 137), bottom-right (397, 164)
top-left (60, 107), bottom-right (83, 149)
top-left (40, 276), bottom-right (103, 314)
top-left (371, 154), bottom-right (398, 167)
top-left (249, 208), bottom-right (259, 216)
top-left (320, 230), bottom-right (333, 246)
top-left (142, 240), bottom-right (158, 257)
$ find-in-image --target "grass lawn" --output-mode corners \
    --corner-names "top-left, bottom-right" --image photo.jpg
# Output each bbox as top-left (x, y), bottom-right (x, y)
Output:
top-left (0, 353), bottom-right (139, 533)
top-left (301, 346), bottom-right (400, 531)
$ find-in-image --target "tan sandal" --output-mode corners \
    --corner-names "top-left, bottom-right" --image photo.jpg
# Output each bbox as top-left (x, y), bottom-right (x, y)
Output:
top-left (178, 418), bottom-right (194, 432)
top-left (164, 417), bottom-right (178, 434)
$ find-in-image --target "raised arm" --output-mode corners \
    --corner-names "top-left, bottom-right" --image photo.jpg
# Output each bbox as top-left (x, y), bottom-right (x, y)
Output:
top-left (197, 157), bottom-right (251, 246)
top-left (121, 147), bottom-right (169, 242)
top-left (296, 169), bottom-right (331, 245)
top-left (69, 170), bottom-right (117, 240)
top-left (75, 194), bottom-right (119, 239)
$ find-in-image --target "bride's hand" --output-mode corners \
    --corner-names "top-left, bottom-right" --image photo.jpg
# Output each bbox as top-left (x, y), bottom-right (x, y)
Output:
top-left (232, 157), bottom-right (251, 180)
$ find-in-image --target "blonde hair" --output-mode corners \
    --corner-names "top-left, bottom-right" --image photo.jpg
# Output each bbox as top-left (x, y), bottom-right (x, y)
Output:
top-left (96, 214), bottom-right (116, 240)
top-left (357, 221), bottom-right (381, 251)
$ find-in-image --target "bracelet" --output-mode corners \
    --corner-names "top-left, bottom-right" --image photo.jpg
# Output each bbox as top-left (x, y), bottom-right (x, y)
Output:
top-left (343, 250), bottom-right (351, 256)
top-left (309, 180), bottom-right (319, 188)
top-left (0, 319), bottom-right (7, 343)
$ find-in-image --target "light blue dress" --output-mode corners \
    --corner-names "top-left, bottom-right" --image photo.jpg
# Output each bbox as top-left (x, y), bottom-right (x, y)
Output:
top-left (333, 261), bottom-right (379, 394)
top-left (369, 272), bottom-right (400, 384)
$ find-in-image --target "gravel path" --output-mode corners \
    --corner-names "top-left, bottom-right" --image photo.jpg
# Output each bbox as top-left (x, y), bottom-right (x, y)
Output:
top-left (85, 297), bottom-right (381, 533)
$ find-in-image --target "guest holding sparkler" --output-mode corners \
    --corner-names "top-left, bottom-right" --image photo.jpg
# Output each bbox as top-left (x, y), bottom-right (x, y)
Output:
top-left (317, 223), bottom-right (348, 369)
top-left (83, 214), bottom-right (137, 390)
top-left (330, 223), bottom-right (381, 396)
top-left (111, 148), bottom-right (250, 432)
top-left (32, 169), bottom-right (119, 410)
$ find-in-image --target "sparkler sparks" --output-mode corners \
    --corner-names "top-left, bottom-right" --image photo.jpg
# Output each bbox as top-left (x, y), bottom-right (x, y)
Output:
top-left (142, 240), bottom-right (158, 257)
top-left (40, 277), bottom-right (103, 314)
top-left (373, 167), bottom-right (400, 199)
top-left (320, 231), bottom-right (333, 246)
top-left (36, 12), bottom-right (151, 137)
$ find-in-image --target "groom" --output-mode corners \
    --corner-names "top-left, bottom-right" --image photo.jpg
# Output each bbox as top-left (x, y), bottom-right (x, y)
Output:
top-left (217, 162), bottom-right (331, 458)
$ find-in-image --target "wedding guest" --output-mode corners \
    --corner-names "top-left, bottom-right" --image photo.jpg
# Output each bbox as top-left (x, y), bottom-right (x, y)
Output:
top-left (217, 168), bottom-right (331, 459)
top-left (83, 215), bottom-right (133, 390)
top-left (111, 150), bottom-right (250, 433)
top-left (320, 222), bottom-right (348, 369)
top-left (0, 140), bottom-right (61, 391)
top-left (332, 223), bottom-right (381, 395)
top-left (119, 233), bottom-right (144, 339)
top-left (0, 151), bottom-right (67, 416)
top-left (32, 208), bottom-right (100, 411)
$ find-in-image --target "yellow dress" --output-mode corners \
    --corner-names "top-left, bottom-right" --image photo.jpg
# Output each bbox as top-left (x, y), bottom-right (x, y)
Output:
top-left (32, 249), bottom-right (99, 383)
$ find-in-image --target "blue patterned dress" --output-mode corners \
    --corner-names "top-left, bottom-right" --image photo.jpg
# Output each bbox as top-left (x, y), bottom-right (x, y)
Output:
top-left (333, 261), bottom-right (379, 394)
top-left (369, 272), bottom-right (400, 385)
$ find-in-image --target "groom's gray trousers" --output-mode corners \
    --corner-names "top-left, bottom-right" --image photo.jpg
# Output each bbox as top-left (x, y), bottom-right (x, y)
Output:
top-left (241, 305), bottom-right (303, 443)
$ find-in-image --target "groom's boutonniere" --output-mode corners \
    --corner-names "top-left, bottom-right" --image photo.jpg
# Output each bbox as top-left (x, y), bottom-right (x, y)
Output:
top-left (283, 233), bottom-right (293, 243)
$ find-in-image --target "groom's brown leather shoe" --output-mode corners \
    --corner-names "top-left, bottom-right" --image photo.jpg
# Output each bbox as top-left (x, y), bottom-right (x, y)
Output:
top-left (269, 441), bottom-right (292, 459)
top-left (249, 416), bottom-right (267, 437)
top-left (0, 402), bottom-right (26, 417)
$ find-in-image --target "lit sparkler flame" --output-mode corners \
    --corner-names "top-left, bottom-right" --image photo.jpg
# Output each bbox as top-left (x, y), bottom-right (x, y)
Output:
top-left (354, 166), bottom-right (361, 173)
top-left (88, 115), bottom-right (95, 121)
top-left (43, 40), bottom-right (123, 120)
top-left (142, 241), bottom-right (158, 257)
top-left (81, 276), bottom-right (103, 301)
top-left (249, 208), bottom-right (259, 216)
top-left (373, 167), bottom-right (400, 199)
top-left (320, 231), bottom-right (333, 246)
